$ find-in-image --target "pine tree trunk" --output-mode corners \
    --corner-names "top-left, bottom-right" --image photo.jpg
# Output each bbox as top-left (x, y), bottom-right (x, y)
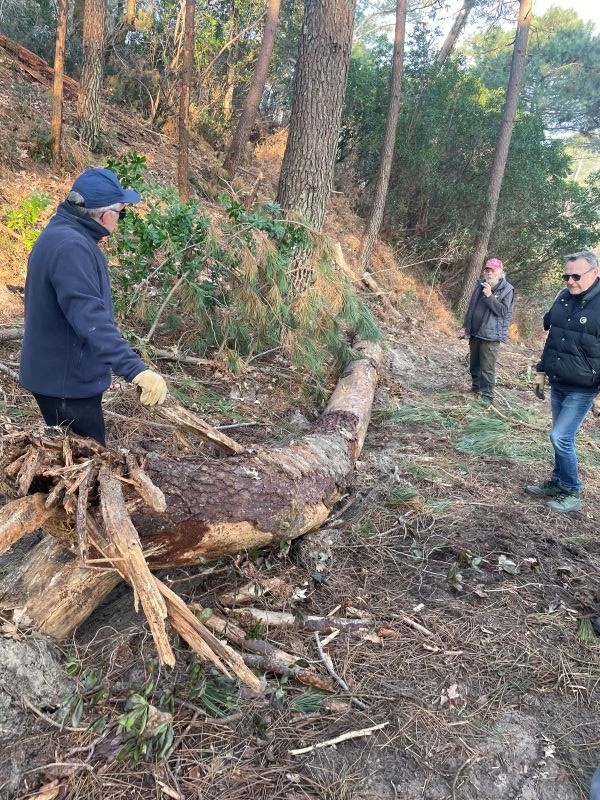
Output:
top-left (455, 0), bottom-right (532, 316)
top-left (436, 0), bottom-right (476, 67)
top-left (78, 0), bottom-right (106, 150)
top-left (125, 0), bottom-right (136, 27)
top-left (276, 0), bottom-right (356, 231)
top-left (222, 1), bottom-right (238, 119)
top-left (223, 0), bottom-right (281, 174)
top-left (51, 0), bottom-right (69, 166)
top-left (358, 0), bottom-right (407, 273)
top-left (177, 0), bottom-right (196, 201)
top-left (276, 0), bottom-right (357, 296)
top-left (0, 340), bottom-right (382, 641)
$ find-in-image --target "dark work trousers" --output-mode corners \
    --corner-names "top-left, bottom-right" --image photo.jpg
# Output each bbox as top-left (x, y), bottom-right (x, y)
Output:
top-left (469, 338), bottom-right (500, 400)
top-left (32, 393), bottom-right (106, 446)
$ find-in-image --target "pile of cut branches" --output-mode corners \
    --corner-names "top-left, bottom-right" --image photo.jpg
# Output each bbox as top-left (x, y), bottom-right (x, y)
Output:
top-left (0, 426), bottom-right (260, 688)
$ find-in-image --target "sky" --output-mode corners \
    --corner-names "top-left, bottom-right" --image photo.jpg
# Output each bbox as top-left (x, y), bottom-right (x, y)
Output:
top-left (531, 0), bottom-right (599, 29)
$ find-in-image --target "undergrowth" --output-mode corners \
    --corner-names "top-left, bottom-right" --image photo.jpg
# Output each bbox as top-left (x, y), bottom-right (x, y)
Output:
top-left (105, 151), bottom-right (380, 397)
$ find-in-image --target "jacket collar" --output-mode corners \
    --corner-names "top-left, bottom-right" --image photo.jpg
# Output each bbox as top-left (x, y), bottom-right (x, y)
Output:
top-left (54, 200), bottom-right (109, 242)
top-left (561, 278), bottom-right (600, 305)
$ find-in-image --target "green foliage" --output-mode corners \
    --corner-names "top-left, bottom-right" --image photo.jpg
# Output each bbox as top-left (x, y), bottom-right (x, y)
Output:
top-left (4, 191), bottom-right (52, 248)
top-left (117, 692), bottom-right (174, 763)
top-left (289, 689), bottom-right (325, 713)
top-left (385, 485), bottom-right (418, 508)
top-left (467, 8), bottom-right (600, 135)
top-left (186, 656), bottom-right (238, 717)
top-left (387, 402), bottom-right (456, 429)
top-left (106, 151), bottom-right (380, 396)
top-left (344, 33), bottom-right (600, 298)
top-left (456, 416), bottom-right (548, 462)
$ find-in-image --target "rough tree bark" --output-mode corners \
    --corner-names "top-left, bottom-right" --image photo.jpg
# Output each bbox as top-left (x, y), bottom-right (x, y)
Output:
top-left (223, 0), bottom-right (281, 174)
top-left (177, 0), bottom-right (196, 201)
top-left (51, 0), bottom-right (69, 166)
top-left (0, 340), bottom-right (382, 642)
top-left (276, 0), bottom-right (357, 230)
top-left (275, 0), bottom-right (357, 295)
top-left (456, 0), bottom-right (533, 315)
top-left (78, 0), bottom-right (106, 150)
top-left (358, 0), bottom-right (407, 274)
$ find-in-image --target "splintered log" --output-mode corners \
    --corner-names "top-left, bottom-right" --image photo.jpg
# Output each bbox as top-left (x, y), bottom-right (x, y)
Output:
top-left (0, 34), bottom-right (79, 99)
top-left (0, 340), bottom-right (382, 643)
top-left (0, 494), bottom-right (56, 556)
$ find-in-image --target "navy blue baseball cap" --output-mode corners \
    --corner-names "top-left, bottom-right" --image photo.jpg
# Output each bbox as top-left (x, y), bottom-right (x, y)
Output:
top-left (70, 167), bottom-right (141, 208)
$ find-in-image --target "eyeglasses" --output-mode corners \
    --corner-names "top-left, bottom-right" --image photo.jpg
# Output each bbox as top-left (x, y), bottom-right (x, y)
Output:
top-left (562, 268), bottom-right (595, 282)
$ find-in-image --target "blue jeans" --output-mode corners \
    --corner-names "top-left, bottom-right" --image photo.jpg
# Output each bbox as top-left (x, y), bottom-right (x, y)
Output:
top-left (549, 386), bottom-right (595, 490)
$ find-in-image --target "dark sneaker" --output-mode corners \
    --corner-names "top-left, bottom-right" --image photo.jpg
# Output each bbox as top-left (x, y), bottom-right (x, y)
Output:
top-left (524, 479), bottom-right (561, 497)
top-left (480, 396), bottom-right (493, 407)
top-left (545, 489), bottom-right (581, 513)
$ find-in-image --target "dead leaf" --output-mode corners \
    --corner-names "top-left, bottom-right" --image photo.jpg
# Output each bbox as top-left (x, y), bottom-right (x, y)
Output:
top-left (360, 631), bottom-right (383, 644)
top-left (28, 781), bottom-right (61, 800)
top-left (0, 621), bottom-right (23, 640)
top-left (440, 682), bottom-right (461, 706)
top-left (498, 555), bottom-right (519, 575)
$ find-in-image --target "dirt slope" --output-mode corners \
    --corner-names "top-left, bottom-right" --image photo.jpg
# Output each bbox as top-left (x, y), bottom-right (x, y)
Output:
top-left (0, 37), bottom-right (599, 800)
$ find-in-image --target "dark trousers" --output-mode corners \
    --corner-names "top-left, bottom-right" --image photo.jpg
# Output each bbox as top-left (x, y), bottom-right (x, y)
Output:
top-left (33, 393), bottom-right (106, 446)
top-left (469, 338), bottom-right (500, 400)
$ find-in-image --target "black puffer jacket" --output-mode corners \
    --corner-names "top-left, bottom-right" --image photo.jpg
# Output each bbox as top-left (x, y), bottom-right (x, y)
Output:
top-left (539, 279), bottom-right (600, 390)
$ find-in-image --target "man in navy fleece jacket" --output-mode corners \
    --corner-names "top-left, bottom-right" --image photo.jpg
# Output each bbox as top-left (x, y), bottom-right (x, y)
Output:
top-left (19, 167), bottom-right (168, 445)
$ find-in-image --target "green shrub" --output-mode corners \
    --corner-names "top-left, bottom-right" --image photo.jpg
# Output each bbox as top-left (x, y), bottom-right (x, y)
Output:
top-left (106, 151), bottom-right (380, 394)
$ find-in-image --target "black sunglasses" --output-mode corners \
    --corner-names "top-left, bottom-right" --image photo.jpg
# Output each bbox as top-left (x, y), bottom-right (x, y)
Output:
top-left (562, 267), bottom-right (594, 282)
top-left (118, 207), bottom-right (127, 220)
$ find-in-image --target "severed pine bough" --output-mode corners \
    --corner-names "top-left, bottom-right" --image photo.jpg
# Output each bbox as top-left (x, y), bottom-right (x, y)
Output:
top-left (0, 339), bottom-right (383, 692)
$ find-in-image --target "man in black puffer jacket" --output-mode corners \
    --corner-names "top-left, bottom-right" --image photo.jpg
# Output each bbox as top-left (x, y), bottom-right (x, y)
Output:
top-left (459, 257), bottom-right (515, 406)
top-left (525, 250), bottom-right (600, 513)
top-left (20, 168), bottom-right (168, 446)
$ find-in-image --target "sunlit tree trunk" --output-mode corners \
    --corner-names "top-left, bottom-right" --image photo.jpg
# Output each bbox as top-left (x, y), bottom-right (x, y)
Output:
top-left (223, 1), bottom-right (238, 119)
top-left (224, 0), bottom-right (281, 174)
top-left (178, 0), bottom-right (196, 201)
top-left (456, 0), bottom-right (533, 315)
top-left (125, 0), bottom-right (136, 27)
top-left (436, 0), bottom-right (477, 67)
top-left (78, 0), bottom-right (106, 150)
top-left (51, 0), bottom-right (69, 166)
top-left (359, 0), bottom-right (407, 273)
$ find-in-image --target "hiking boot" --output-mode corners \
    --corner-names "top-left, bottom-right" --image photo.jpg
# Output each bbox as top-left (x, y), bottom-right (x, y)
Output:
top-left (545, 489), bottom-right (581, 513)
top-left (524, 479), bottom-right (562, 497)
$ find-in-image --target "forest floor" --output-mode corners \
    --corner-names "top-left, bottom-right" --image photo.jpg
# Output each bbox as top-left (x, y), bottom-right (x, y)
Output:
top-left (1, 41), bottom-right (600, 800)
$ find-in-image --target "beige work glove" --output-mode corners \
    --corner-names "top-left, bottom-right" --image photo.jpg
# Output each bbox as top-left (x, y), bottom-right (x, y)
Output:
top-left (132, 369), bottom-right (168, 406)
top-left (593, 395), bottom-right (600, 417)
top-left (533, 372), bottom-right (546, 400)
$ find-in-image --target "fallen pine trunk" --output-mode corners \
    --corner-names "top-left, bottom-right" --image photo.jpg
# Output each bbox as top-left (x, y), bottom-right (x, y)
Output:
top-left (0, 339), bottom-right (382, 646)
